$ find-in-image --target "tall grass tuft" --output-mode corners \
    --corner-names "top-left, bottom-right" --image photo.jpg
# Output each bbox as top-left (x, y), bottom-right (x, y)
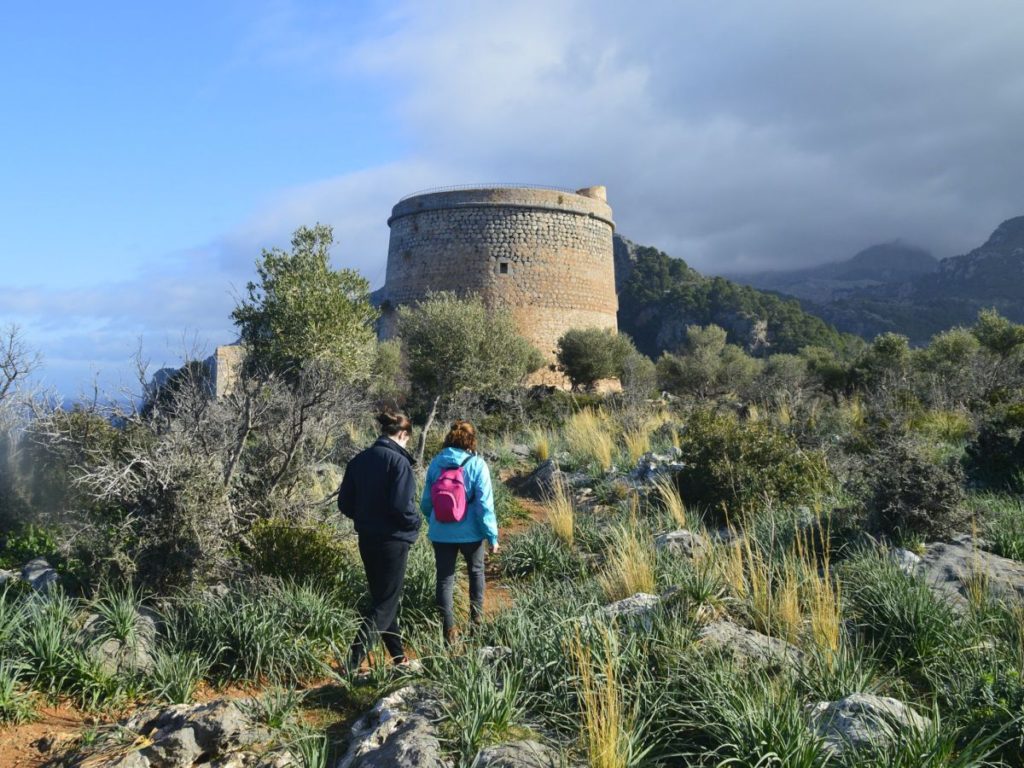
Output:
top-left (529, 427), bottom-right (552, 462)
top-left (622, 428), bottom-right (651, 466)
top-left (570, 628), bottom-right (649, 768)
top-left (568, 409), bottom-right (615, 472)
top-left (0, 661), bottom-right (35, 724)
top-left (599, 525), bottom-right (655, 602)
top-left (652, 476), bottom-right (687, 530)
top-left (546, 480), bottom-right (575, 548)
top-left (148, 648), bottom-right (209, 704)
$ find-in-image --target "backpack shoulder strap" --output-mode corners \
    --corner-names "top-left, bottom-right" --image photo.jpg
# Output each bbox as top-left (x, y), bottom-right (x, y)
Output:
top-left (459, 454), bottom-right (473, 468)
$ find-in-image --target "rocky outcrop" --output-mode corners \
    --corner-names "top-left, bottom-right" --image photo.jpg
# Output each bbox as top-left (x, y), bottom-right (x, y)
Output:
top-left (21, 557), bottom-right (59, 593)
top-left (918, 534), bottom-right (1024, 604)
top-left (597, 593), bottom-right (661, 631)
top-left (336, 686), bottom-right (450, 768)
top-left (473, 740), bottom-right (562, 768)
top-left (697, 620), bottom-right (803, 669)
top-left (80, 610), bottom-right (159, 676)
top-left (70, 699), bottom-right (271, 768)
top-left (631, 449), bottom-right (685, 483)
top-left (654, 530), bottom-right (709, 559)
top-left (808, 693), bottom-right (931, 756)
top-left (516, 461), bottom-right (563, 502)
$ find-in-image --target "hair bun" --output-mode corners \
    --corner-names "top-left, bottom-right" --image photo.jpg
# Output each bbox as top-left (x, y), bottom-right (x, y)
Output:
top-left (376, 409), bottom-right (412, 436)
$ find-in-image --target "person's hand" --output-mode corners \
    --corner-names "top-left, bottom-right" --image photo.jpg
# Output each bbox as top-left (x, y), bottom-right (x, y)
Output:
top-left (491, 542), bottom-right (500, 555)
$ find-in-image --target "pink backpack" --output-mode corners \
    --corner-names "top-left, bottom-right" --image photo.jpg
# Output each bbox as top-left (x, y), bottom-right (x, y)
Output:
top-left (430, 455), bottom-right (474, 523)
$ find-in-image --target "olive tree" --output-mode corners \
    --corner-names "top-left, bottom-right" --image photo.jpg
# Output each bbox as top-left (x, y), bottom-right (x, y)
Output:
top-left (556, 327), bottom-right (638, 391)
top-left (231, 224), bottom-right (378, 380)
top-left (397, 292), bottom-right (544, 462)
top-left (656, 324), bottom-right (762, 398)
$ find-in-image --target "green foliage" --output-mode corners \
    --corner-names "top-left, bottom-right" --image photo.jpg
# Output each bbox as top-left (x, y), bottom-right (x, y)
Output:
top-left (674, 409), bottom-right (831, 519)
top-left (616, 241), bottom-right (856, 358)
top-left (248, 518), bottom-right (359, 592)
top-left (0, 661), bottom-right (35, 724)
top-left (656, 324), bottom-right (762, 398)
top-left (398, 292), bottom-right (544, 405)
top-left (556, 327), bottom-right (637, 390)
top-left (498, 526), bottom-right (583, 581)
top-left (972, 307), bottom-right (1024, 357)
top-left (0, 524), bottom-right (59, 568)
top-left (965, 404), bottom-right (1024, 493)
top-left (147, 648), bottom-right (208, 704)
top-left (867, 437), bottom-right (967, 541)
top-left (232, 224), bottom-right (378, 378)
top-left (367, 338), bottom-right (407, 406)
top-left (167, 580), bottom-right (356, 684)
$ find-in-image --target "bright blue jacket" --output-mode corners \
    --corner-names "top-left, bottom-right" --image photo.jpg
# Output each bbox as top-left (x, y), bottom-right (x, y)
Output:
top-left (420, 447), bottom-right (498, 546)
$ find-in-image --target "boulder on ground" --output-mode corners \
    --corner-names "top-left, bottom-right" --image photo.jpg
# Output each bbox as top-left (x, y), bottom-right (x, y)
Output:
top-left (473, 740), bottom-right (562, 768)
top-left (631, 449), bottom-right (684, 483)
top-left (697, 619), bottom-right (803, 669)
top-left (654, 530), bottom-right (709, 559)
top-left (81, 610), bottom-right (159, 676)
top-left (888, 548), bottom-right (922, 574)
top-left (21, 557), bottom-right (59, 593)
top-left (516, 460), bottom-right (563, 501)
top-left (597, 593), bottom-right (661, 631)
top-left (336, 685), bottom-right (450, 768)
top-left (919, 534), bottom-right (1024, 604)
top-left (808, 693), bottom-right (931, 756)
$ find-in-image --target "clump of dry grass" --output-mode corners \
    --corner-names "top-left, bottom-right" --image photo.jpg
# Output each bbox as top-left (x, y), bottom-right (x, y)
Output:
top-left (599, 524), bottom-right (655, 602)
top-left (652, 475), bottom-right (687, 530)
top-left (569, 628), bottom-right (634, 768)
top-left (529, 426), bottom-right (552, 462)
top-left (623, 428), bottom-right (651, 465)
top-left (546, 480), bottom-right (575, 547)
top-left (568, 409), bottom-right (615, 472)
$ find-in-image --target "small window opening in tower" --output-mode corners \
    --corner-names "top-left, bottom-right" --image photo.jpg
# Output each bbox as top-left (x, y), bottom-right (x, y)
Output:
top-left (499, 262), bottom-right (509, 274)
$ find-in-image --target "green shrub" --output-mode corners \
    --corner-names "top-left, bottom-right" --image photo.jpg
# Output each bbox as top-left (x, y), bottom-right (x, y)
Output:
top-left (0, 661), bottom-right (35, 724)
top-left (497, 526), bottom-right (583, 581)
top-left (964, 404), bottom-right (1024, 493)
top-left (556, 327), bottom-right (638, 391)
top-left (248, 518), bottom-right (359, 591)
top-left (0, 524), bottom-right (59, 569)
top-left (674, 409), bottom-right (831, 520)
top-left (867, 437), bottom-right (967, 541)
top-left (166, 580), bottom-right (355, 684)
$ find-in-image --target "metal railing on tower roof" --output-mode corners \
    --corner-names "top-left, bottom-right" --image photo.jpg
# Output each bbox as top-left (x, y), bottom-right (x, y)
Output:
top-left (398, 183), bottom-right (578, 201)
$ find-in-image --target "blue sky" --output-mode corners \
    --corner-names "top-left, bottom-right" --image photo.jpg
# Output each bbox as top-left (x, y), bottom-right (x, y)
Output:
top-left (3, 1), bottom-right (1023, 395)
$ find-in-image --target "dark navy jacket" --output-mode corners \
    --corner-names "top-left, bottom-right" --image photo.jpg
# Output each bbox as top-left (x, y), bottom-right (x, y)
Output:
top-left (338, 437), bottom-right (421, 544)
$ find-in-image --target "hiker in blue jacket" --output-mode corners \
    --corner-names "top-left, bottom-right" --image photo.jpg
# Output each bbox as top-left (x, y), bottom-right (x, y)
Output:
top-left (338, 410), bottom-right (420, 671)
top-left (420, 420), bottom-right (499, 645)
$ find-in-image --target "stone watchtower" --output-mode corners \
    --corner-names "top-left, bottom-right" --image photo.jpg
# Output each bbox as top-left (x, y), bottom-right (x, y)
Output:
top-left (379, 185), bottom-right (618, 378)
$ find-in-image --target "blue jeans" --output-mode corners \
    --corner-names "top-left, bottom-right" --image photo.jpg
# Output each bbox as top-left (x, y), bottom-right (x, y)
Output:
top-left (432, 540), bottom-right (485, 639)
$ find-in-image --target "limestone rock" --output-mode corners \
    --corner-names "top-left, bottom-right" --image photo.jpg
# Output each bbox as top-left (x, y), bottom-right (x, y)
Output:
top-left (81, 610), bottom-right (159, 676)
top-left (126, 699), bottom-right (268, 761)
top-left (888, 547), bottom-right (921, 574)
top-left (473, 740), bottom-right (561, 768)
top-left (21, 557), bottom-right (59, 593)
top-left (517, 460), bottom-right (563, 501)
top-left (654, 530), bottom-right (709, 559)
top-left (597, 593), bottom-right (661, 631)
top-left (336, 686), bottom-right (450, 768)
top-left (919, 534), bottom-right (1024, 604)
top-left (809, 693), bottom-right (931, 755)
top-left (697, 620), bottom-right (803, 669)
top-left (141, 727), bottom-right (203, 768)
top-left (631, 449), bottom-right (685, 483)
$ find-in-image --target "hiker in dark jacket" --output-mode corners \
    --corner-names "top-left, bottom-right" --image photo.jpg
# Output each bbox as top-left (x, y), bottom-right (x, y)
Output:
top-left (338, 410), bottom-right (420, 670)
top-left (420, 420), bottom-right (498, 646)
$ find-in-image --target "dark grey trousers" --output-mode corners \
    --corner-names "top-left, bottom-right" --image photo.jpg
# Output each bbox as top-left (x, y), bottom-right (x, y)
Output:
top-left (432, 540), bottom-right (486, 637)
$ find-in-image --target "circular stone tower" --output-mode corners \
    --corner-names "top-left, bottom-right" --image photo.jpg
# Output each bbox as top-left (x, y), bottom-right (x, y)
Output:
top-left (380, 185), bottom-right (618, 375)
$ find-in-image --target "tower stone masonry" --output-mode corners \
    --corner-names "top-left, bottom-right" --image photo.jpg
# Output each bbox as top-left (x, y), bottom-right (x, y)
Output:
top-left (379, 184), bottom-right (619, 382)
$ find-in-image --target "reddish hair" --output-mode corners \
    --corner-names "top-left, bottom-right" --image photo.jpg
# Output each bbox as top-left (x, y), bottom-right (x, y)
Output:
top-left (443, 420), bottom-right (477, 452)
